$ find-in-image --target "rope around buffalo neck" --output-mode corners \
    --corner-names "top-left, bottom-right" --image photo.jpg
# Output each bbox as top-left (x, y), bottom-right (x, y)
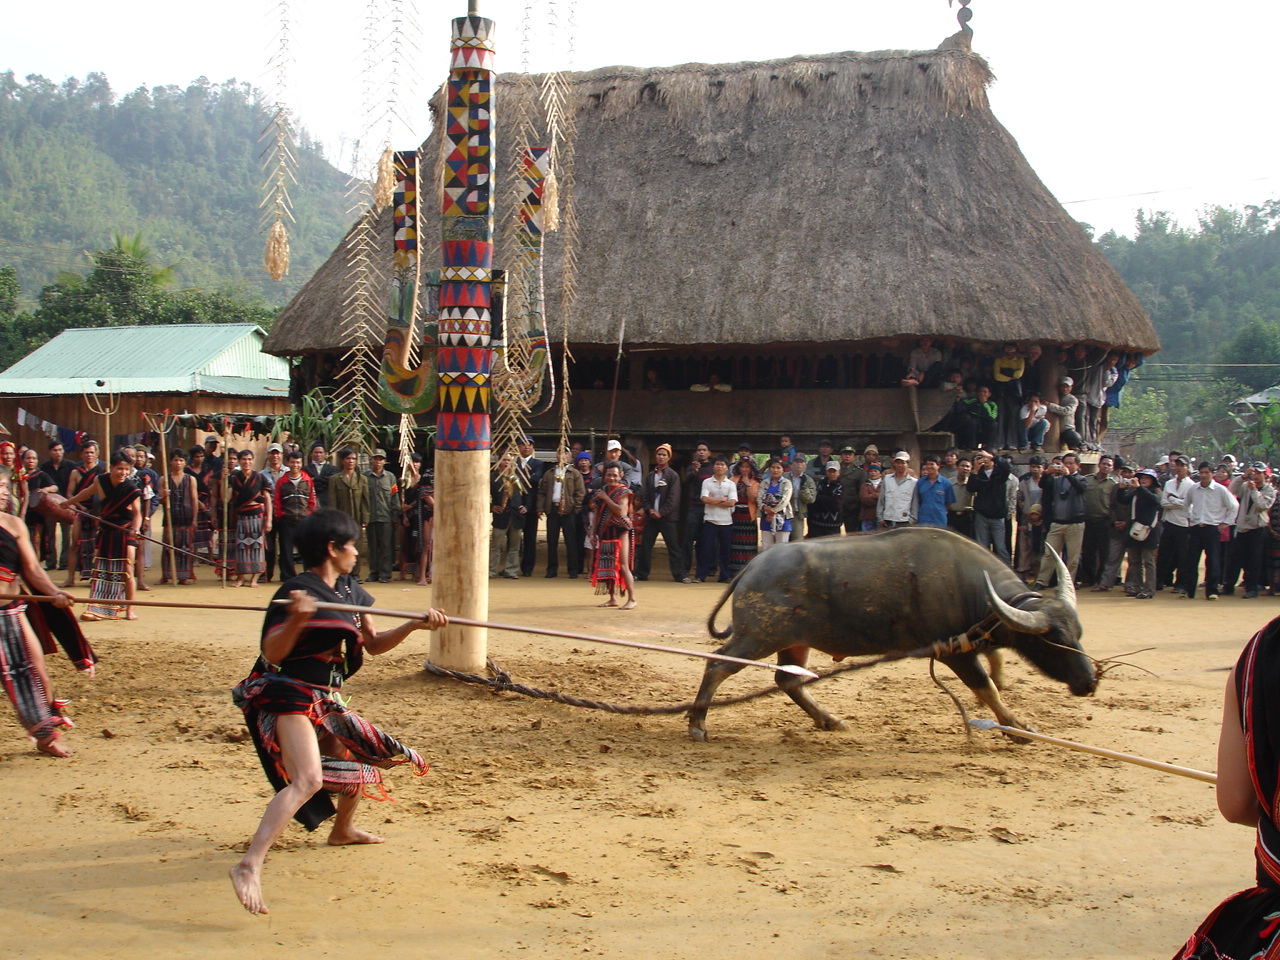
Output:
top-left (420, 614), bottom-right (1010, 717)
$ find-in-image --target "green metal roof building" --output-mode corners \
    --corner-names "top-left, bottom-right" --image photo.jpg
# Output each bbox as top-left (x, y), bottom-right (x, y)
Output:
top-left (0, 324), bottom-right (292, 452)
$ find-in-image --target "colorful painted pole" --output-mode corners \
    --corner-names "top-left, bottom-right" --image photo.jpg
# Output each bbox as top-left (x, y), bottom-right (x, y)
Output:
top-left (377, 150), bottom-right (437, 415)
top-left (493, 146), bottom-right (552, 416)
top-left (431, 8), bottom-right (495, 673)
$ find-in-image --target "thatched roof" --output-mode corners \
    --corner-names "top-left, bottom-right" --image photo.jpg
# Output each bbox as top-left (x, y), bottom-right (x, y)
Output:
top-left (265, 33), bottom-right (1158, 357)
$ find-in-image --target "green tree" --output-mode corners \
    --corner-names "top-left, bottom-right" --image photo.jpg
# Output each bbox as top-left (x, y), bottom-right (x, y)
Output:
top-left (0, 266), bottom-right (17, 320)
top-left (1108, 386), bottom-right (1171, 435)
top-left (0, 72), bottom-right (347, 304)
top-left (1215, 317), bottom-right (1280, 392)
top-left (0, 235), bottom-right (277, 370)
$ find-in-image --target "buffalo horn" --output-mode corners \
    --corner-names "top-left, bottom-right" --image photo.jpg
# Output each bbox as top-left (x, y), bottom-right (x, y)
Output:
top-left (1046, 544), bottom-right (1076, 609)
top-left (984, 572), bottom-right (1051, 634)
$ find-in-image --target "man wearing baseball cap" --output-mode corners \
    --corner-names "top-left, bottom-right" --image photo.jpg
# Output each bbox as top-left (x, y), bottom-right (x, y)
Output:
top-left (1045, 377), bottom-right (1083, 451)
top-left (365, 449), bottom-right (400, 583)
top-left (594, 439), bottom-right (641, 488)
top-left (259, 443), bottom-right (288, 581)
top-left (877, 452), bottom-right (916, 528)
top-left (839, 445), bottom-right (869, 533)
top-left (1224, 461), bottom-right (1276, 598)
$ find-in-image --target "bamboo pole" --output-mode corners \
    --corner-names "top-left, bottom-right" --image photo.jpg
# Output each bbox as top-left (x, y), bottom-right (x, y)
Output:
top-left (144, 410), bottom-right (179, 586)
top-left (969, 719), bottom-right (1216, 783)
top-left (221, 418), bottom-right (232, 588)
top-left (0, 593), bottom-right (815, 678)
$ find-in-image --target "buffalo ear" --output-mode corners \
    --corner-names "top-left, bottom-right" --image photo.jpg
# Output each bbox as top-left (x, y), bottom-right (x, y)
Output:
top-left (984, 572), bottom-right (1051, 634)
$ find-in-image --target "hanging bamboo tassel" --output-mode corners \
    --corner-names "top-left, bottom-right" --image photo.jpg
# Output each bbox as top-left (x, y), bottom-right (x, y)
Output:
top-left (542, 168), bottom-right (560, 233)
top-left (264, 219), bottom-right (290, 281)
top-left (374, 147), bottom-right (396, 209)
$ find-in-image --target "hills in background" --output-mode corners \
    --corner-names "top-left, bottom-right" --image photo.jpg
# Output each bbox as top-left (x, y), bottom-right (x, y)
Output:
top-left (0, 71), bottom-right (351, 306)
top-left (6, 68), bottom-right (1280, 452)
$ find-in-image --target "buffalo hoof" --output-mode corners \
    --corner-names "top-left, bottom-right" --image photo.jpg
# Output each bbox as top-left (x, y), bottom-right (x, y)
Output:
top-left (1001, 721), bottom-right (1036, 745)
top-left (814, 717), bottom-right (849, 732)
top-left (688, 727), bottom-right (709, 743)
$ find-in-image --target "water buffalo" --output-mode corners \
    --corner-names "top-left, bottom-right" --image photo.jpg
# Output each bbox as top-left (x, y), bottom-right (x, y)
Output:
top-left (687, 526), bottom-right (1097, 741)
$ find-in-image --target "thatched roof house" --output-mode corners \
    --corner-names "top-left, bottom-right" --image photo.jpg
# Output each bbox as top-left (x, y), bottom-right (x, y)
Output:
top-left (267, 31), bottom-right (1157, 452)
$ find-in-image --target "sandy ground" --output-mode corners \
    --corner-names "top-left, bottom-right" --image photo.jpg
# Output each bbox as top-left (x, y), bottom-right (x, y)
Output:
top-left (0, 550), bottom-right (1263, 959)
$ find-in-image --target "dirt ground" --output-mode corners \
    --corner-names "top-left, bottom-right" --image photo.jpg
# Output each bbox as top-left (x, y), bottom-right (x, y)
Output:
top-left (0, 549), bottom-right (1262, 959)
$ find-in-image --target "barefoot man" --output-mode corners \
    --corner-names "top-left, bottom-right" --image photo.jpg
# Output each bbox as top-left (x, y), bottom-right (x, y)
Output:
top-left (229, 508), bottom-right (447, 914)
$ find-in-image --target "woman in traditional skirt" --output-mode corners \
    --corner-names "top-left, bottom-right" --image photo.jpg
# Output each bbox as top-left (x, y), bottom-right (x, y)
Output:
top-left (64, 449), bottom-right (142, 621)
top-left (729, 456), bottom-right (760, 573)
top-left (1175, 615), bottom-right (1280, 957)
top-left (161, 448), bottom-right (199, 584)
top-left (187, 445), bottom-right (217, 558)
top-left (229, 449), bottom-right (271, 588)
top-left (228, 508), bottom-right (447, 915)
top-left (589, 463), bottom-right (636, 609)
top-left (61, 441), bottom-right (104, 587)
top-left (0, 466), bottom-right (85, 756)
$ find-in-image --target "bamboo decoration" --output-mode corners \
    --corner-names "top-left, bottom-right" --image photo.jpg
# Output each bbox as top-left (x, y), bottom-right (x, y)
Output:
top-left (220, 418), bottom-right (233, 588)
top-left (142, 410), bottom-right (180, 586)
top-left (431, 7), bottom-right (497, 673)
top-left (84, 384), bottom-right (120, 452)
top-left (260, 0), bottom-right (297, 281)
top-left (491, 145), bottom-right (554, 455)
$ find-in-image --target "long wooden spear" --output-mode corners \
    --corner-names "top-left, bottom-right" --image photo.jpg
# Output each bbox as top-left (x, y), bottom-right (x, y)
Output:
top-left (0, 593), bottom-right (816, 677)
top-left (604, 315), bottom-right (626, 444)
top-left (142, 409), bottom-right (180, 584)
top-left (65, 505), bottom-right (224, 572)
top-left (282, 600), bottom-right (817, 677)
top-left (969, 718), bottom-right (1216, 783)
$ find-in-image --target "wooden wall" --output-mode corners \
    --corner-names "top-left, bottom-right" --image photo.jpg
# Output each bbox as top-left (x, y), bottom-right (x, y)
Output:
top-left (0, 393), bottom-right (292, 459)
top-left (527, 387), bottom-right (953, 447)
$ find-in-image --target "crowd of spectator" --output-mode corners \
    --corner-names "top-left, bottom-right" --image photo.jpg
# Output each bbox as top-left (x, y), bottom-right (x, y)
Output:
top-left (916, 340), bottom-right (1143, 454)
top-left (481, 434), bottom-right (1280, 608)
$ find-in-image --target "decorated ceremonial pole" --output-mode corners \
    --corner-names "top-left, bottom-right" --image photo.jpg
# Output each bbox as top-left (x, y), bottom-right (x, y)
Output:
top-left (142, 410), bottom-right (179, 585)
top-left (430, 2), bottom-right (496, 672)
top-left (221, 417), bottom-right (233, 588)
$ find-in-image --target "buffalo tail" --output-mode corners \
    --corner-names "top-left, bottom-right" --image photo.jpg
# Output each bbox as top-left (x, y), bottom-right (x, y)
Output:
top-left (706, 580), bottom-right (737, 640)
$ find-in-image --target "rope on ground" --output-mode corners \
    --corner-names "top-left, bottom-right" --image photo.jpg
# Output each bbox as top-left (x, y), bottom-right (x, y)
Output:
top-left (421, 633), bottom-right (996, 717)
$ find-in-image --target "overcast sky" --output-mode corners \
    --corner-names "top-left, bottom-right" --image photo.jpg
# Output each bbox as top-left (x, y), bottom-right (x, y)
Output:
top-left (4, 0), bottom-right (1277, 238)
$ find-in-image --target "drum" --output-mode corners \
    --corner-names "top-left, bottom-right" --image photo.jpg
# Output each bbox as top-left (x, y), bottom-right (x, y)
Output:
top-left (32, 491), bottom-right (77, 525)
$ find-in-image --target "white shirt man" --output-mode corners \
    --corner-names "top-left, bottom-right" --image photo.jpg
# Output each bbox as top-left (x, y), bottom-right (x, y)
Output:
top-left (1181, 463), bottom-right (1239, 600)
top-left (1158, 457), bottom-right (1195, 595)
top-left (877, 453), bottom-right (917, 526)
top-left (1186, 469), bottom-right (1238, 527)
top-left (696, 459), bottom-right (736, 582)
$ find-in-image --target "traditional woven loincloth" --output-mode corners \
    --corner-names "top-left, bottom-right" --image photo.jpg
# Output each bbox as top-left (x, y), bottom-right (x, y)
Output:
top-left (591, 538), bottom-right (627, 596)
top-left (0, 603), bottom-right (72, 743)
top-left (86, 527), bottom-right (133, 619)
top-left (234, 513), bottom-right (265, 576)
top-left (232, 672), bottom-right (428, 831)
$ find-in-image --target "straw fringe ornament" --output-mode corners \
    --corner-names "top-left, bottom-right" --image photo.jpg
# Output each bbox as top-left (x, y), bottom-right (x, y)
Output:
top-left (542, 169), bottom-right (560, 233)
top-left (374, 147), bottom-right (396, 209)
top-left (263, 219), bottom-right (291, 281)
top-left (260, 1), bottom-right (298, 282)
